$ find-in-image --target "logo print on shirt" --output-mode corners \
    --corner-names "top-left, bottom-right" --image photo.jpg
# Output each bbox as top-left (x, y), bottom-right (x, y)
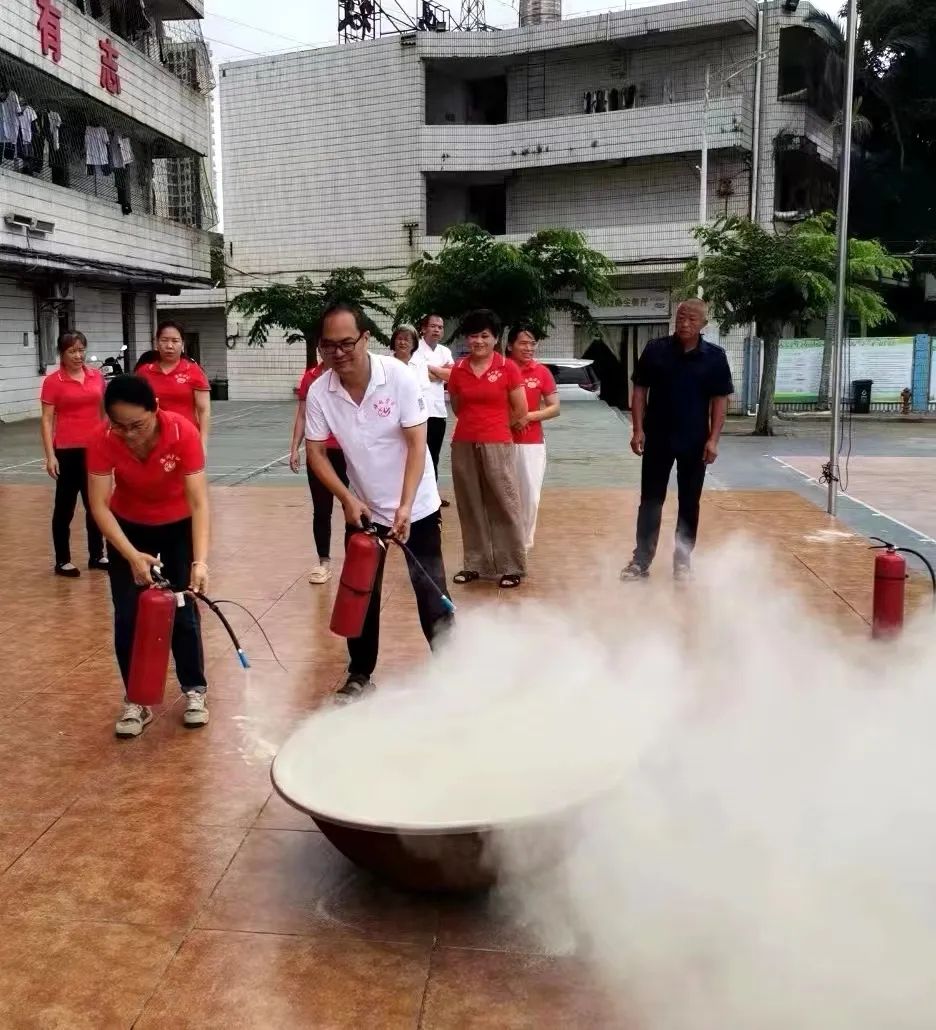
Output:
top-left (174, 374), bottom-right (189, 384)
top-left (486, 370), bottom-right (503, 383)
top-left (525, 377), bottom-right (538, 389)
top-left (373, 397), bottom-right (394, 418)
top-left (160, 453), bottom-right (179, 473)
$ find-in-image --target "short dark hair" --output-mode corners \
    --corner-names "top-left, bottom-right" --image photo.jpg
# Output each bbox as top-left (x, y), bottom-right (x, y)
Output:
top-left (318, 302), bottom-right (367, 340)
top-left (420, 312), bottom-right (444, 329)
top-left (506, 324), bottom-right (540, 349)
top-left (105, 374), bottom-right (157, 413)
top-left (155, 320), bottom-right (185, 340)
top-left (459, 309), bottom-right (502, 339)
top-left (57, 330), bottom-right (88, 355)
top-left (133, 349), bottom-right (158, 372)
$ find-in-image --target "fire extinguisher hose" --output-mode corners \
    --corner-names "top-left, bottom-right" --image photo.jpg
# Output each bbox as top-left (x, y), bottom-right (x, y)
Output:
top-left (150, 567), bottom-right (286, 670)
top-left (870, 538), bottom-right (936, 611)
top-left (357, 515), bottom-right (456, 616)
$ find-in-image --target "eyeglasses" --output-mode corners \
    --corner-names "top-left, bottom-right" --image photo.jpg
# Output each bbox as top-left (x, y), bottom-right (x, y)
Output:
top-left (320, 332), bottom-right (364, 355)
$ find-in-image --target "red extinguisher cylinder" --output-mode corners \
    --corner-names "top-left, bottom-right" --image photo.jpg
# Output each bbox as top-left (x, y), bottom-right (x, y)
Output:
top-left (872, 549), bottom-right (906, 640)
top-left (330, 532), bottom-right (385, 639)
top-left (126, 587), bottom-right (177, 705)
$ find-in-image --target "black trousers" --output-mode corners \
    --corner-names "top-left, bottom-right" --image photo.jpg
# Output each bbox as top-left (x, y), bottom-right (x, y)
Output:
top-left (633, 444), bottom-right (707, 570)
top-left (426, 417), bottom-right (447, 480)
top-left (108, 517), bottom-right (207, 695)
top-left (52, 447), bottom-right (104, 566)
top-left (347, 510), bottom-right (453, 678)
top-left (305, 449), bottom-right (349, 560)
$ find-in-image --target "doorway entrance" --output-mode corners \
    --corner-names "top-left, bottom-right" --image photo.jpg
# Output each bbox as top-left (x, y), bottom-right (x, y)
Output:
top-left (613, 323), bottom-right (670, 409)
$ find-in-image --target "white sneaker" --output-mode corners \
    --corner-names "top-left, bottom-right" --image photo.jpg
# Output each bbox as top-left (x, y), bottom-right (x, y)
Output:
top-left (115, 702), bottom-right (153, 739)
top-left (308, 562), bottom-right (332, 585)
top-left (183, 690), bottom-right (209, 728)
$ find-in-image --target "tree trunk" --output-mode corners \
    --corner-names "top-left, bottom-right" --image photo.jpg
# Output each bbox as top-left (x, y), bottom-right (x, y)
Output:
top-left (754, 323), bottom-right (781, 436)
top-left (816, 307), bottom-right (835, 410)
top-left (305, 334), bottom-right (316, 370)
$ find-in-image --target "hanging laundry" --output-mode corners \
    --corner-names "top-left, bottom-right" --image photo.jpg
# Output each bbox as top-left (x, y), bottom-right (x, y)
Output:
top-left (0, 91), bottom-right (21, 148)
top-left (17, 105), bottom-right (38, 146)
top-left (107, 132), bottom-right (135, 170)
top-left (47, 111), bottom-right (62, 151)
top-left (85, 125), bottom-right (110, 173)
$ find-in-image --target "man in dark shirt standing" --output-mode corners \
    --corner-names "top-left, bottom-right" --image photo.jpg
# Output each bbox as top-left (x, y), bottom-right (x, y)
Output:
top-left (621, 299), bottom-right (734, 581)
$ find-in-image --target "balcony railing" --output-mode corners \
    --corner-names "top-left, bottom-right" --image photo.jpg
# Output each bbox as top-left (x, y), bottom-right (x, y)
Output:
top-left (420, 96), bottom-right (751, 174)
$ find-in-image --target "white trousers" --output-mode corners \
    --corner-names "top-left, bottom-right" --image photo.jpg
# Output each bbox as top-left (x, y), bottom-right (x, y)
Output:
top-left (515, 443), bottom-right (547, 549)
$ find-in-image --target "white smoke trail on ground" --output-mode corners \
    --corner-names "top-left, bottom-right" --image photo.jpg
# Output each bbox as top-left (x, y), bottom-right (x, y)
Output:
top-left (486, 539), bottom-right (936, 1029)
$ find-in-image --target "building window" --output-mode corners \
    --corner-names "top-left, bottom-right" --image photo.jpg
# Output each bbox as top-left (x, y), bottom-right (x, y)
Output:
top-left (34, 288), bottom-right (74, 373)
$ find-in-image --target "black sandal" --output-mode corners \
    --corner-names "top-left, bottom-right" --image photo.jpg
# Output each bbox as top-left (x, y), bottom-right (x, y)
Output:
top-left (453, 571), bottom-right (480, 585)
top-left (499, 575), bottom-right (522, 589)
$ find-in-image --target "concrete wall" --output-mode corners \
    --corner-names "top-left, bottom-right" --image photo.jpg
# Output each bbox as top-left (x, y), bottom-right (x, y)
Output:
top-left (220, 36), bottom-right (425, 282)
top-left (507, 154), bottom-right (750, 233)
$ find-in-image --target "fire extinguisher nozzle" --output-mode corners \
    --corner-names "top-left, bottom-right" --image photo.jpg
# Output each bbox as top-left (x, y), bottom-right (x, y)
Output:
top-left (441, 597), bottom-right (456, 614)
top-left (237, 650), bottom-right (250, 669)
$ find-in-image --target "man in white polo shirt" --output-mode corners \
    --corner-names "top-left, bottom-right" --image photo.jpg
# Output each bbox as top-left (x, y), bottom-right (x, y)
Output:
top-left (305, 302), bottom-right (453, 703)
top-left (416, 313), bottom-right (454, 505)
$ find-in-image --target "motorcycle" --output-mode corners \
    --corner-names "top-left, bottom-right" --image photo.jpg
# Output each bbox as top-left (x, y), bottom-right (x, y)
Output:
top-left (88, 344), bottom-right (128, 380)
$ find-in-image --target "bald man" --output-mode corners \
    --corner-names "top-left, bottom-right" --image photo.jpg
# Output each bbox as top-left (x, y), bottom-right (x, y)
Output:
top-left (621, 300), bottom-right (733, 582)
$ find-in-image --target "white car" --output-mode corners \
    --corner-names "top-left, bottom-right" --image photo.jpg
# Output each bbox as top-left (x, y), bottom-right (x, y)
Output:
top-left (542, 359), bottom-right (600, 402)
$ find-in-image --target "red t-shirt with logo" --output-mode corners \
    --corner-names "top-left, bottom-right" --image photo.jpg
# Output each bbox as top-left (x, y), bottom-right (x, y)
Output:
top-left (297, 365), bottom-right (339, 449)
top-left (509, 359), bottom-right (557, 445)
top-left (448, 353), bottom-right (523, 444)
top-left (137, 357), bottom-right (209, 424)
top-left (40, 367), bottom-right (106, 448)
top-left (86, 410), bottom-right (205, 526)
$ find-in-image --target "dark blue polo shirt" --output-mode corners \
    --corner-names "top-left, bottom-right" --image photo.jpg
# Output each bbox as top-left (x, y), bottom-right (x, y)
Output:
top-left (632, 335), bottom-right (734, 453)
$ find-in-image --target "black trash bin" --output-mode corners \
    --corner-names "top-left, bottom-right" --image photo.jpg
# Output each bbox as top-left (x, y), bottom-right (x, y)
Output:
top-left (851, 379), bottom-right (872, 414)
top-left (210, 377), bottom-right (229, 401)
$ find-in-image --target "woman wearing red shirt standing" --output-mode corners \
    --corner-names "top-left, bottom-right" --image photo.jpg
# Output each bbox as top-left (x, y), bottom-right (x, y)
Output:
top-left (40, 330), bottom-right (107, 577)
top-left (447, 309), bottom-right (528, 589)
top-left (87, 375), bottom-right (210, 739)
top-left (289, 354), bottom-right (349, 584)
top-left (136, 321), bottom-right (211, 451)
top-left (505, 325), bottom-right (560, 551)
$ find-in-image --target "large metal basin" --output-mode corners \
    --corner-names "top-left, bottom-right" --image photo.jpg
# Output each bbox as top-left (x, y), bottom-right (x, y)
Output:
top-left (270, 689), bottom-right (615, 894)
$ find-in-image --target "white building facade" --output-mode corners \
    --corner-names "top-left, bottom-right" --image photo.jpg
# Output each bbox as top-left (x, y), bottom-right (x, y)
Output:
top-left (1, 0), bottom-right (216, 421)
top-left (181, 0), bottom-right (838, 409)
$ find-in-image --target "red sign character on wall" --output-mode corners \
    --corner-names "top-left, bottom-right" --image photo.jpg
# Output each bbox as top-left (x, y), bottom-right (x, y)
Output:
top-left (99, 37), bottom-right (121, 95)
top-left (36, 0), bottom-right (63, 64)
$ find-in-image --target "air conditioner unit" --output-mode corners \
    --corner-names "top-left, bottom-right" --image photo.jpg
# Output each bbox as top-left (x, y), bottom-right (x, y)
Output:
top-left (49, 282), bottom-right (72, 301)
top-left (4, 213), bottom-right (35, 232)
top-left (29, 219), bottom-right (55, 237)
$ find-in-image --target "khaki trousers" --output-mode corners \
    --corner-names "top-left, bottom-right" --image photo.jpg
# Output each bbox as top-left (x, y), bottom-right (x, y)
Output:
top-left (451, 441), bottom-right (527, 578)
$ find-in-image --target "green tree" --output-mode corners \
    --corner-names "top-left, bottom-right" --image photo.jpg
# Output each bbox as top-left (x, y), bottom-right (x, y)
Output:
top-left (683, 214), bottom-right (909, 435)
top-left (398, 224), bottom-right (617, 340)
top-left (228, 268), bottom-right (397, 368)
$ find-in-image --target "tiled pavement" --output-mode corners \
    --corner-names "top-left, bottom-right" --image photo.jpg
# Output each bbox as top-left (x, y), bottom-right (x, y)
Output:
top-left (1, 400), bottom-right (934, 1027)
top-left (1, 468), bottom-right (931, 1028)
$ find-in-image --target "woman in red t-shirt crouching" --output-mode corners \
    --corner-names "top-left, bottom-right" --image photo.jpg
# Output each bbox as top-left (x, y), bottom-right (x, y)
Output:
top-left (87, 375), bottom-right (210, 740)
top-left (447, 309), bottom-right (528, 589)
top-left (289, 352), bottom-right (349, 584)
top-left (39, 330), bottom-right (107, 577)
top-left (136, 321), bottom-right (211, 452)
top-left (505, 325), bottom-right (560, 551)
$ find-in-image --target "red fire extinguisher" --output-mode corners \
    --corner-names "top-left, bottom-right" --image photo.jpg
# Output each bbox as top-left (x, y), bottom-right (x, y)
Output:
top-left (126, 584), bottom-right (178, 705)
top-left (330, 526), bottom-right (386, 639)
top-left (872, 544), bottom-right (906, 640)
